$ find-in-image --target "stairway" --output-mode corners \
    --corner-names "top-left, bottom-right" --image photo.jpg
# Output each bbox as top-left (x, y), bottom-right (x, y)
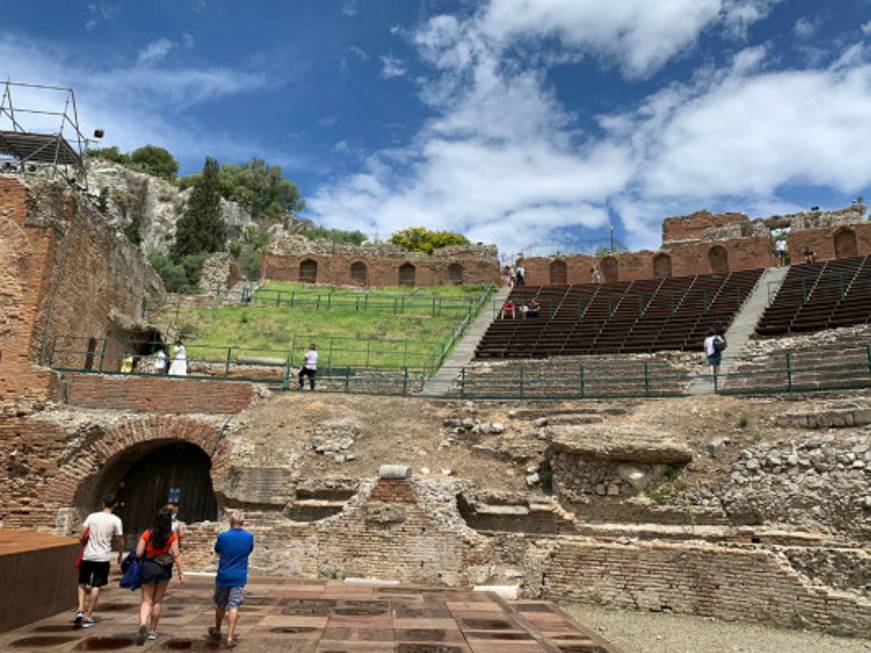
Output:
top-left (688, 266), bottom-right (790, 395)
top-left (421, 286), bottom-right (511, 395)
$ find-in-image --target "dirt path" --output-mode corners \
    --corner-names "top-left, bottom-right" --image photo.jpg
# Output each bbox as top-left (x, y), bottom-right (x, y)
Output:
top-left (562, 604), bottom-right (871, 653)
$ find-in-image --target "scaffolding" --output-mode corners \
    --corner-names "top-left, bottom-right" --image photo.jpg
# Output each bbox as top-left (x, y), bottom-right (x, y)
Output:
top-left (0, 80), bottom-right (90, 190)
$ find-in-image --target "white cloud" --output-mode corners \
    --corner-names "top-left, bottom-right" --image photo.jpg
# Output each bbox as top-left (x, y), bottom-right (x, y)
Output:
top-left (85, 3), bottom-right (119, 30)
top-left (309, 3), bottom-right (871, 253)
top-left (348, 45), bottom-right (368, 61)
top-left (182, 33), bottom-right (195, 49)
top-left (0, 33), bottom-right (289, 169)
top-left (138, 37), bottom-right (175, 65)
top-left (380, 56), bottom-right (407, 79)
top-left (191, 0), bottom-right (207, 13)
top-left (862, 21), bottom-right (871, 36)
top-left (793, 17), bottom-right (816, 38)
top-left (318, 115), bottom-right (339, 127)
top-left (342, 0), bottom-right (358, 17)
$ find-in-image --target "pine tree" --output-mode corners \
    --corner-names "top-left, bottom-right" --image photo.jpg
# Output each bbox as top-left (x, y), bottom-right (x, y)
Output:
top-left (172, 157), bottom-right (226, 259)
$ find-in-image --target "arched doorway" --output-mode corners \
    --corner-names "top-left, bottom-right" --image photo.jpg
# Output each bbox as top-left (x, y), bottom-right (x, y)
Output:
top-left (834, 228), bottom-right (858, 259)
top-left (653, 253), bottom-right (672, 279)
top-left (448, 263), bottom-right (464, 285)
top-left (708, 245), bottom-right (729, 274)
top-left (399, 263), bottom-right (416, 287)
top-left (299, 258), bottom-right (318, 283)
top-left (98, 442), bottom-right (218, 547)
top-left (350, 261), bottom-right (368, 286)
top-left (600, 257), bottom-right (619, 283)
top-left (549, 260), bottom-right (567, 285)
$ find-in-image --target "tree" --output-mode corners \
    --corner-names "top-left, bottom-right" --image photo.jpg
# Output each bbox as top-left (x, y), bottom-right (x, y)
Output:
top-left (88, 146), bottom-right (129, 165)
top-left (389, 227), bottom-right (469, 254)
top-left (304, 225), bottom-right (367, 245)
top-left (172, 157), bottom-right (227, 259)
top-left (129, 145), bottom-right (179, 180)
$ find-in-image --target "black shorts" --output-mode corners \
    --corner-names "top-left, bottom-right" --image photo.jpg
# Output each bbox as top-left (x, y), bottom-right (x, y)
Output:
top-left (141, 560), bottom-right (173, 585)
top-left (78, 560), bottom-right (111, 588)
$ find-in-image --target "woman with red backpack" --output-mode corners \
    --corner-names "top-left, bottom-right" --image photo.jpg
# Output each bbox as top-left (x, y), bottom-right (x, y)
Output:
top-left (134, 507), bottom-right (184, 645)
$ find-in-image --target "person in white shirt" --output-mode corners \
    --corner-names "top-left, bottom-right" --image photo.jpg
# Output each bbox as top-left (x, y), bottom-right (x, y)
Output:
top-left (703, 327), bottom-right (726, 379)
top-left (775, 237), bottom-right (788, 266)
top-left (168, 343), bottom-right (188, 376)
top-left (298, 343), bottom-right (318, 390)
top-left (515, 263), bottom-right (526, 286)
top-left (75, 495), bottom-right (124, 629)
top-left (153, 349), bottom-right (167, 375)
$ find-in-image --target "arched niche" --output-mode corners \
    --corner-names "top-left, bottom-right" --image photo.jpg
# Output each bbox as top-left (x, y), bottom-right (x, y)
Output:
top-left (833, 228), bottom-right (858, 259)
top-left (350, 261), bottom-right (368, 286)
top-left (299, 258), bottom-right (318, 283)
top-left (448, 263), bottom-right (464, 285)
top-left (708, 245), bottom-right (729, 274)
top-left (600, 257), bottom-right (619, 283)
top-left (399, 262), bottom-right (416, 287)
top-left (549, 260), bottom-right (567, 285)
top-left (653, 253), bottom-right (672, 279)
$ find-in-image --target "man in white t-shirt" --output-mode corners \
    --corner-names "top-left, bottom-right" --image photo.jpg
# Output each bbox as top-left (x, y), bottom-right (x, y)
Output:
top-left (298, 343), bottom-right (318, 391)
top-left (75, 495), bottom-right (123, 629)
top-left (775, 237), bottom-right (788, 266)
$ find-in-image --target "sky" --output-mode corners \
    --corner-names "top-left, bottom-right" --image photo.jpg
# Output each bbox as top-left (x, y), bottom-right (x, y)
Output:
top-left (2, 0), bottom-right (871, 256)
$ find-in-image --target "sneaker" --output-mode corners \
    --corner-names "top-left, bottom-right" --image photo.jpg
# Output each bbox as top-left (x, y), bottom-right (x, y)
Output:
top-left (136, 624), bottom-right (148, 645)
top-left (81, 618), bottom-right (96, 629)
top-left (73, 612), bottom-right (84, 628)
top-left (207, 627), bottom-right (221, 641)
top-left (147, 632), bottom-right (159, 641)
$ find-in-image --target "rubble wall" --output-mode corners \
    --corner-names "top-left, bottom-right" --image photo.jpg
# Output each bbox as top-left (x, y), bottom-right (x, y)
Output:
top-left (0, 176), bottom-right (164, 406)
top-left (662, 211), bottom-right (751, 243)
top-left (788, 223), bottom-right (871, 262)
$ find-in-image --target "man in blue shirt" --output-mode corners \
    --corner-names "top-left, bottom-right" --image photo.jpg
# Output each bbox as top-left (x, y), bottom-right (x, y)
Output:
top-left (208, 511), bottom-right (254, 649)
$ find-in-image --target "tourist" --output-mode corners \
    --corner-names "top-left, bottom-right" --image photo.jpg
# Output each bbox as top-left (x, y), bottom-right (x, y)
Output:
top-left (591, 265), bottom-right (602, 284)
top-left (501, 299), bottom-right (516, 319)
top-left (134, 507), bottom-right (184, 645)
top-left (75, 495), bottom-right (123, 629)
top-left (803, 247), bottom-right (816, 264)
top-left (519, 302), bottom-right (529, 319)
top-left (527, 300), bottom-right (540, 318)
top-left (502, 265), bottom-right (512, 287)
top-left (153, 348), bottom-right (167, 375)
top-left (775, 236), bottom-right (788, 266)
top-left (703, 327), bottom-right (726, 380)
top-left (168, 501), bottom-right (184, 546)
top-left (121, 355), bottom-right (135, 374)
top-left (298, 343), bottom-right (318, 390)
top-left (208, 511), bottom-right (255, 650)
top-left (515, 262), bottom-right (526, 286)
top-left (168, 342), bottom-right (188, 376)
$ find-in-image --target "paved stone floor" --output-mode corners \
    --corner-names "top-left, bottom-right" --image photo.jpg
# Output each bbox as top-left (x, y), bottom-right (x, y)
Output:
top-left (1, 577), bottom-right (619, 652)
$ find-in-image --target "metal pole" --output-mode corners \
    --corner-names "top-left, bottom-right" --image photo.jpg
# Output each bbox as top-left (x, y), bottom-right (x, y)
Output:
top-left (579, 364), bottom-right (585, 399)
top-left (276, 291), bottom-right (281, 307)
top-left (98, 339), bottom-right (108, 372)
top-left (460, 367), bottom-right (466, 399)
top-left (643, 362), bottom-right (650, 398)
top-left (786, 352), bottom-right (793, 393)
top-left (328, 338), bottom-right (333, 368)
top-left (403, 340), bottom-right (408, 368)
top-left (402, 367), bottom-right (408, 396)
top-left (225, 348), bottom-right (232, 377)
top-left (366, 340), bottom-right (371, 367)
top-left (344, 367), bottom-right (351, 392)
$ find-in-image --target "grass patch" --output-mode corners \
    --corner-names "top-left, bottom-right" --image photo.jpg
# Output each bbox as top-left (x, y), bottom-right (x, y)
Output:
top-left (737, 415), bottom-right (749, 429)
top-left (646, 490), bottom-right (666, 504)
top-left (151, 284), bottom-right (492, 369)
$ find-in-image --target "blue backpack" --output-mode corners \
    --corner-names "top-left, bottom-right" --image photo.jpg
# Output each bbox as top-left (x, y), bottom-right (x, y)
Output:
top-left (120, 547), bottom-right (143, 591)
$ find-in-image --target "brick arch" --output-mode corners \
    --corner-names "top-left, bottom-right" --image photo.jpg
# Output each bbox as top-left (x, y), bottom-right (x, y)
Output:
top-left (833, 227), bottom-right (858, 259)
top-left (399, 262), bottom-right (416, 287)
top-left (708, 245), bottom-right (729, 274)
top-left (600, 256), bottom-right (619, 283)
top-left (549, 260), bottom-right (567, 285)
top-left (652, 253), bottom-right (672, 279)
top-left (48, 416), bottom-right (226, 511)
top-left (299, 258), bottom-right (318, 283)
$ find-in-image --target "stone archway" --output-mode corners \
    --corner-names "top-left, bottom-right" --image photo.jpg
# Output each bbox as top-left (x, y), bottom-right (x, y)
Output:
top-left (833, 228), bottom-right (858, 259)
top-left (549, 260), bottom-right (567, 285)
top-left (448, 263), bottom-right (464, 285)
top-left (350, 261), bottom-right (368, 286)
top-left (708, 245), bottom-right (729, 274)
top-left (399, 263), bottom-right (416, 287)
top-left (299, 258), bottom-right (318, 283)
top-left (653, 253), bottom-right (672, 279)
top-left (600, 257), bottom-right (619, 283)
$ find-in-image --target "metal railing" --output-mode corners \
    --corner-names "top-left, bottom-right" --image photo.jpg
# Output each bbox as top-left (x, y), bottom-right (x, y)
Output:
top-left (421, 284), bottom-right (496, 377)
top-left (249, 288), bottom-right (479, 317)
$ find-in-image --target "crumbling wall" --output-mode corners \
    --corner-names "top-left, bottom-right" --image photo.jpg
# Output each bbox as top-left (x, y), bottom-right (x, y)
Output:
top-left (0, 176), bottom-right (165, 406)
top-left (263, 234), bottom-right (500, 287)
top-left (662, 211), bottom-right (752, 243)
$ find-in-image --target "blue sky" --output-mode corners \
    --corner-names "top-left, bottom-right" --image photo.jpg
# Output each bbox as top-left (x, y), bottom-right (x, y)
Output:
top-left (2, 0), bottom-right (871, 254)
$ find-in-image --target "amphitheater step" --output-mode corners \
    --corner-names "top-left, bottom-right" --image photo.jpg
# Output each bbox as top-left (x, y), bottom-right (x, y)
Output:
top-left (689, 265), bottom-right (790, 396)
top-left (421, 286), bottom-right (511, 395)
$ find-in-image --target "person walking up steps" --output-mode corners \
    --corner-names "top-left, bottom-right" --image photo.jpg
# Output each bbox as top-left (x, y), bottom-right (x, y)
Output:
top-left (298, 343), bottom-right (318, 390)
top-left (134, 507), bottom-right (184, 645)
top-left (74, 495), bottom-right (123, 629)
top-left (208, 511), bottom-right (255, 649)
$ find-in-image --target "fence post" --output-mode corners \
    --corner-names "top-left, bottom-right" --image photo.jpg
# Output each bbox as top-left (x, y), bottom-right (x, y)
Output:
top-left (364, 294), bottom-right (369, 310)
top-left (276, 291), bottom-right (281, 307)
top-left (344, 367), bottom-right (351, 392)
top-left (98, 339), bottom-right (109, 372)
top-left (283, 357), bottom-right (291, 391)
top-left (519, 365), bottom-right (524, 399)
top-left (365, 340), bottom-right (371, 367)
top-left (290, 291), bottom-right (295, 307)
top-left (290, 335), bottom-right (296, 366)
top-left (402, 367), bottom-right (408, 396)
top-left (579, 364), bottom-right (585, 399)
top-left (316, 294), bottom-right (321, 310)
top-left (327, 293), bottom-right (332, 309)
top-left (225, 347), bottom-right (232, 377)
top-left (403, 341), bottom-right (408, 368)
top-left (460, 367), bottom-right (466, 399)
top-left (432, 296), bottom-right (436, 317)
top-left (785, 352), bottom-right (793, 393)
top-left (643, 362), bottom-right (650, 398)
top-left (328, 338), bottom-right (334, 368)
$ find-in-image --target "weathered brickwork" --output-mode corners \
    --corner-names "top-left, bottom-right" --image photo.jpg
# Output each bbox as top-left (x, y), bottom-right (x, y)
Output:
top-left (662, 211), bottom-right (756, 242)
top-left (62, 372), bottom-right (255, 414)
top-left (0, 176), bottom-right (164, 406)
top-left (541, 539), bottom-right (871, 638)
top-left (788, 223), bottom-right (871, 262)
top-left (262, 235), bottom-right (500, 287)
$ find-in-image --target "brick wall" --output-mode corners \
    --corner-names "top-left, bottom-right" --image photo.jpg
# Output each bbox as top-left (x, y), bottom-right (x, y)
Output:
top-left (662, 211), bottom-right (750, 242)
top-left (541, 538), bottom-right (871, 638)
top-left (788, 223), bottom-right (871, 262)
top-left (522, 237), bottom-right (775, 285)
top-left (0, 176), bottom-right (164, 406)
top-left (262, 253), bottom-right (500, 288)
top-left (62, 372), bottom-right (255, 414)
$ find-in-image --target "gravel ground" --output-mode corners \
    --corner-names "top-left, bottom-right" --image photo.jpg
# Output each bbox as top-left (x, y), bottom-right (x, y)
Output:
top-left (562, 604), bottom-right (871, 653)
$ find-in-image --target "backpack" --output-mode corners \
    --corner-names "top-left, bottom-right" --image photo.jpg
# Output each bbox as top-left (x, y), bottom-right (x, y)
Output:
top-left (713, 336), bottom-right (727, 352)
top-left (120, 547), bottom-right (143, 591)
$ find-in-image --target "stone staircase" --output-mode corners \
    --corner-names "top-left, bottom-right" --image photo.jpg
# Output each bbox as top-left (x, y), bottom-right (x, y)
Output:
top-left (421, 287), bottom-right (511, 395)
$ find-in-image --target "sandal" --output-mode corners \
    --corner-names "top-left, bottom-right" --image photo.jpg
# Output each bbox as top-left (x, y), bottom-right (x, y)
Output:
top-left (225, 639), bottom-right (237, 649)
top-left (208, 626), bottom-right (222, 641)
